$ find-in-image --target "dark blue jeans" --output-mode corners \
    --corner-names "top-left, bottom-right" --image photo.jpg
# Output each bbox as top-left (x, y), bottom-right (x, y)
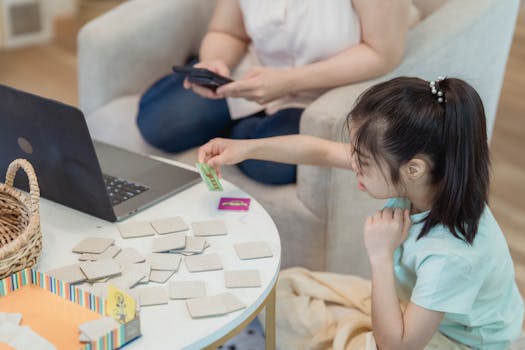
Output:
top-left (136, 72), bottom-right (302, 185)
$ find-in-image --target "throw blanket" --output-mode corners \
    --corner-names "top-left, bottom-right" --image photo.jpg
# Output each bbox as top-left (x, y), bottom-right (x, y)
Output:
top-left (265, 267), bottom-right (469, 350)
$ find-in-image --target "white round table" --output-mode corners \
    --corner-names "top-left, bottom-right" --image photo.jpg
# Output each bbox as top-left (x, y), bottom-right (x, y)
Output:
top-left (36, 172), bottom-right (281, 350)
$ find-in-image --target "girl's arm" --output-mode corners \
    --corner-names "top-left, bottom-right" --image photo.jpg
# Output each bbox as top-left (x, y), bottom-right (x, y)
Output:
top-left (366, 209), bottom-right (444, 349)
top-left (197, 135), bottom-right (353, 177)
top-left (216, 0), bottom-right (412, 104)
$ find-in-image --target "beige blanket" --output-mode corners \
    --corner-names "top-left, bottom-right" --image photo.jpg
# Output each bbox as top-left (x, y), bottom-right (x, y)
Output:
top-left (266, 267), bottom-right (469, 350)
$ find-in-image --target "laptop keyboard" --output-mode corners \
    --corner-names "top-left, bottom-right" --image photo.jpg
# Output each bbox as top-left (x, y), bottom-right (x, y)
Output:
top-left (103, 174), bottom-right (150, 206)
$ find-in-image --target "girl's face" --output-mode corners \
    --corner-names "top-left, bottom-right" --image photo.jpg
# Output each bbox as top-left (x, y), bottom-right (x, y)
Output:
top-left (349, 124), bottom-right (403, 199)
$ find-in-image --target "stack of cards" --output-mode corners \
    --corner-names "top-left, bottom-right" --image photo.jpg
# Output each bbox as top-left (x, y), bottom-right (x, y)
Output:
top-left (195, 162), bottom-right (223, 191)
top-left (147, 253), bottom-right (182, 283)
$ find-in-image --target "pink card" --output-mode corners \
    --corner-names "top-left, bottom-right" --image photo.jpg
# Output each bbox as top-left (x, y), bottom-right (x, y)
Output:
top-left (218, 197), bottom-right (251, 211)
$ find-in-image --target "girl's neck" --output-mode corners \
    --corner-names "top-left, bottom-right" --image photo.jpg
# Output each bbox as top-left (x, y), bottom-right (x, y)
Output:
top-left (405, 185), bottom-right (436, 215)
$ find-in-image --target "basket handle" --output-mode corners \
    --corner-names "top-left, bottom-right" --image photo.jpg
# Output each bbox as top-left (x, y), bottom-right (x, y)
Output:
top-left (5, 159), bottom-right (40, 210)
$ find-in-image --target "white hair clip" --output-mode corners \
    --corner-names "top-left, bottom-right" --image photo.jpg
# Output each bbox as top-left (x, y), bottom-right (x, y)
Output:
top-left (429, 76), bottom-right (446, 103)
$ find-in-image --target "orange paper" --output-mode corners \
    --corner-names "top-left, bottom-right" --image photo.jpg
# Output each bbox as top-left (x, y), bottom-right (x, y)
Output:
top-left (0, 285), bottom-right (102, 350)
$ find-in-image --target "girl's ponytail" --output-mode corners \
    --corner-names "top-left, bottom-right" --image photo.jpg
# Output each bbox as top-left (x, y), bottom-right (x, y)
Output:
top-left (421, 78), bottom-right (490, 243)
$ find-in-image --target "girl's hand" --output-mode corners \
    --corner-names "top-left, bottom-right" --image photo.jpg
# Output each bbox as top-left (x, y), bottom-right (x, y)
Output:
top-left (183, 60), bottom-right (231, 99)
top-left (364, 208), bottom-right (411, 264)
top-left (197, 138), bottom-right (250, 178)
top-left (216, 67), bottom-right (292, 105)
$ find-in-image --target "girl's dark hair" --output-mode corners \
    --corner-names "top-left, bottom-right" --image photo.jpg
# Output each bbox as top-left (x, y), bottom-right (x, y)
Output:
top-left (348, 77), bottom-right (490, 244)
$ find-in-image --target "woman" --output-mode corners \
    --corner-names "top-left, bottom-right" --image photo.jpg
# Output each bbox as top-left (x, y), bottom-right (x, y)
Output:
top-left (137, 0), bottom-right (419, 184)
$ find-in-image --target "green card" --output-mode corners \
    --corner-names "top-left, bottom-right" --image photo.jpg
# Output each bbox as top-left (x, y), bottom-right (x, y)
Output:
top-left (195, 163), bottom-right (223, 191)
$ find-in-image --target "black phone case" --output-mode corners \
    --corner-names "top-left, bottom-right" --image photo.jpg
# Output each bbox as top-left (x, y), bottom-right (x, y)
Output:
top-left (172, 66), bottom-right (233, 91)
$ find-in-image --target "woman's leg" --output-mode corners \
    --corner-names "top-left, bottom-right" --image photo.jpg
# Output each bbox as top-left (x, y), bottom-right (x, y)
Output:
top-left (229, 108), bottom-right (303, 185)
top-left (136, 72), bottom-right (231, 153)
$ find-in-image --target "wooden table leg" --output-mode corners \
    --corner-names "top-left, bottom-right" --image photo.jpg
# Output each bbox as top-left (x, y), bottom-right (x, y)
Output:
top-left (265, 285), bottom-right (276, 350)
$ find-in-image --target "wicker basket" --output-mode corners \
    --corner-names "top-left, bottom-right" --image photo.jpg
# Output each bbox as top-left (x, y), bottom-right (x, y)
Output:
top-left (0, 159), bottom-right (41, 279)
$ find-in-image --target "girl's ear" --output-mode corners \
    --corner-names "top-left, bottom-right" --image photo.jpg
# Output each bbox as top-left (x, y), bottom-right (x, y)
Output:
top-left (402, 158), bottom-right (428, 181)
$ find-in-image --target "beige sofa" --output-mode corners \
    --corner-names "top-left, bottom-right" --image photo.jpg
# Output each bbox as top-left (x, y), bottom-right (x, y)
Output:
top-left (78, 0), bottom-right (520, 278)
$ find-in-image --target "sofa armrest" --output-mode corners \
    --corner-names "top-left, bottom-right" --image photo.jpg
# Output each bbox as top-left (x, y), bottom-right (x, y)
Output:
top-left (78, 0), bottom-right (215, 115)
top-left (298, 0), bottom-right (519, 276)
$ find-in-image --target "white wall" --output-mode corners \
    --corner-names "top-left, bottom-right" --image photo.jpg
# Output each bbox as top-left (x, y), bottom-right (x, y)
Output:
top-left (48, 0), bottom-right (77, 18)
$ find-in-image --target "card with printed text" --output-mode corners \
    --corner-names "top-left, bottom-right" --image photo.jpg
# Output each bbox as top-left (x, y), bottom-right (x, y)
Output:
top-left (218, 197), bottom-right (251, 211)
top-left (195, 162), bottom-right (223, 191)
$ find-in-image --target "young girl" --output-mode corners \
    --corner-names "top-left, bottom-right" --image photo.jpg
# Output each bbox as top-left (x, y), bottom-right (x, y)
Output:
top-left (198, 77), bottom-right (524, 349)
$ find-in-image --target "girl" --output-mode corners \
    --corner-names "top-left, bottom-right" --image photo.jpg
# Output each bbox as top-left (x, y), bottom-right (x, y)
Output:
top-left (198, 77), bottom-right (524, 349)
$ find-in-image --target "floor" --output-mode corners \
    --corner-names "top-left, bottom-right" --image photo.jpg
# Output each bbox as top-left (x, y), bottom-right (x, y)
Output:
top-left (0, 7), bottom-right (524, 334)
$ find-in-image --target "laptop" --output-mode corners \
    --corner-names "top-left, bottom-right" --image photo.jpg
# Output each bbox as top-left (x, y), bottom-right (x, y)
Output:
top-left (0, 85), bottom-right (201, 222)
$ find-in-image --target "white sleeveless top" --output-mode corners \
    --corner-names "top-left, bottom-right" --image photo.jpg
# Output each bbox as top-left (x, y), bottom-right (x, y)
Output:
top-left (227, 0), bottom-right (361, 119)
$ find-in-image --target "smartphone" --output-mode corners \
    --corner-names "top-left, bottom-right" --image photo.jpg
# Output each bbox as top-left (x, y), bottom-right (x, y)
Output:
top-left (172, 65), bottom-right (233, 91)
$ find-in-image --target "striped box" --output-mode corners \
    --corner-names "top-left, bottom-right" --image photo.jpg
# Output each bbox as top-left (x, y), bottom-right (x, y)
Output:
top-left (0, 268), bottom-right (141, 349)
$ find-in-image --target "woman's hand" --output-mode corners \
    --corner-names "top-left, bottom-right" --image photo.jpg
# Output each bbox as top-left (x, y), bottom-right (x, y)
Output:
top-left (216, 67), bottom-right (292, 105)
top-left (364, 208), bottom-right (411, 264)
top-left (197, 138), bottom-right (251, 178)
top-left (183, 60), bottom-right (231, 99)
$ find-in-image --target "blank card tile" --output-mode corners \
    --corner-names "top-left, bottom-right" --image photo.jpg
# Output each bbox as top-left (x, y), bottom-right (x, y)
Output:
top-left (151, 233), bottom-right (186, 253)
top-left (47, 263), bottom-right (87, 284)
top-left (108, 271), bottom-right (145, 290)
top-left (151, 217), bottom-right (189, 234)
top-left (147, 253), bottom-right (182, 271)
top-left (122, 262), bottom-right (151, 283)
top-left (114, 248), bottom-right (146, 266)
top-left (137, 287), bottom-right (169, 306)
top-left (148, 270), bottom-right (176, 284)
top-left (224, 270), bottom-right (261, 288)
top-left (169, 281), bottom-right (206, 300)
top-left (72, 237), bottom-right (115, 254)
top-left (234, 241), bottom-right (273, 260)
top-left (79, 259), bottom-right (122, 281)
top-left (192, 220), bottom-right (227, 237)
top-left (185, 253), bottom-right (222, 272)
top-left (0, 312), bottom-right (22, 325)
top-left (79, 316), bottom-right (120, 341)
top-left (117, 221), bottom-right (156, 238)
top-left (186, 293), bottom-right (245, 318)
top-left (78, 245), bottom-right (121, 261)
top-left (184, 236), bottom-right (207, 253)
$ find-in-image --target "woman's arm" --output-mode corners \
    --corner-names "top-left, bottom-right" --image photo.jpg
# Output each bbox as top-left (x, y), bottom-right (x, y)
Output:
top-left (286, 0), bottom-right (412, 93)
top-left (184, 0), bottom-right (250, 99)
top-left (198, 135), bottom-right (353, 177)
top-left (199, 0), bottom-right (250, 68)
top-left (217, 0), bottom-right (412, 104)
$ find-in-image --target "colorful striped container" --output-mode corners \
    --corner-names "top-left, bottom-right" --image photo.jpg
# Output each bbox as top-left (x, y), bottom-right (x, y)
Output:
top-left (0, 268), bottom-right (140, 349)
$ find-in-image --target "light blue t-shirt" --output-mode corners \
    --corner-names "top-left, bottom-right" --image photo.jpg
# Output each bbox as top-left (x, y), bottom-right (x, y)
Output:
top-left (386, 198), bottom-right (524, 350)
